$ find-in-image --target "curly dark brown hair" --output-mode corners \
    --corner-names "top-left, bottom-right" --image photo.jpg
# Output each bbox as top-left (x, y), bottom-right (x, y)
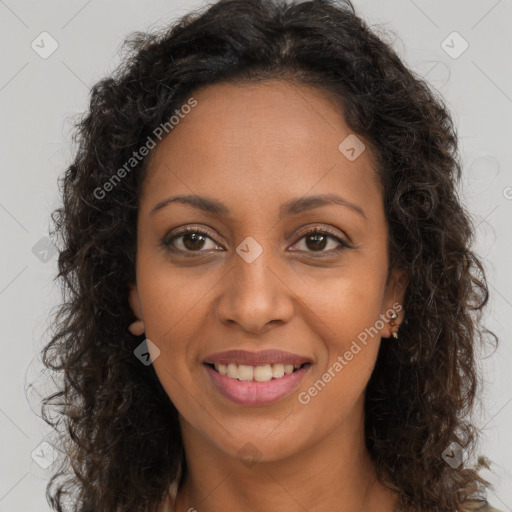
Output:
top-left (39, 0), bottom-right (498, 511)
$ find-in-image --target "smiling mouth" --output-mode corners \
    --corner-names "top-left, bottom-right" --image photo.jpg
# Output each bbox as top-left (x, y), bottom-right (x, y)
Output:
top-left (204, 362), bottom-right (311, 382)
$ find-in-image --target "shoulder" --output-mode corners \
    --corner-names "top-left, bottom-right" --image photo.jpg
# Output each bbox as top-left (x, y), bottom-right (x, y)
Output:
top-left (455, 502), bottom-right (504, 512)
top-left (476, 504), bottom-right (504, 512)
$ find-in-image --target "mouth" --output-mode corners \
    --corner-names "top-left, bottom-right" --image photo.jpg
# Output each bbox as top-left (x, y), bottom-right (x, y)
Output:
top-left (202, 349), bottom-right (313, 406)
top-left (204, 362), bottom-right (311, 382)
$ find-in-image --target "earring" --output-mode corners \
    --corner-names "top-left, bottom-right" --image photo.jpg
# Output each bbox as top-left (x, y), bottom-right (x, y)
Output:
top-left (389, 311), bottom-right (399, 339)
top-left (128, 320), bottom-right (145, 336)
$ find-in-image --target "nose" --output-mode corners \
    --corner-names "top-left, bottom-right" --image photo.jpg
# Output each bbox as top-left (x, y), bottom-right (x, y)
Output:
top-left (215, 249), bottom-right (295, 334)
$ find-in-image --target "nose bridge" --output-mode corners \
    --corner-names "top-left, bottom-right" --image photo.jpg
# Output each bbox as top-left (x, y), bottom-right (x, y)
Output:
top-left (216, 242), bottom-right (293, 332)
top-left (234, 249), bottom-right (274, 295)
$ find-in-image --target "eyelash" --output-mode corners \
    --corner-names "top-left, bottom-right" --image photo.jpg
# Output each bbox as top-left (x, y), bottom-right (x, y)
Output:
top-left (160, 225), bottom-right (352, 255)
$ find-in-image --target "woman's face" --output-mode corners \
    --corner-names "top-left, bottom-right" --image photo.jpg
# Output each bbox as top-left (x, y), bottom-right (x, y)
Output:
top-left (129, 80), bottom-right (406, 463)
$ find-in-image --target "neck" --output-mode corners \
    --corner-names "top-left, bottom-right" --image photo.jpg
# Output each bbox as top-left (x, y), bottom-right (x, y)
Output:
top-left (172, 399), bottom-right (398, 512)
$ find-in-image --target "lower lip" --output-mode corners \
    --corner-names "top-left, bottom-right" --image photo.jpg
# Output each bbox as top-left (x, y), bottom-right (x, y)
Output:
top-left (204, 364), bottom-right (311, 406)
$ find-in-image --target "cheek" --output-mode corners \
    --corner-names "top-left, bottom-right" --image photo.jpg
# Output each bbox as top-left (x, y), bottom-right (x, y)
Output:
top-left (294, 278), bottom-right (385, 415)
top-left (134, 254), bottom-right (213, 390)
top-left (136, 246), bottom-right (218, 339)
top-left (294, 265), bottom-right (387, 348)
top-left (291, 268), bottom-right (386, 406)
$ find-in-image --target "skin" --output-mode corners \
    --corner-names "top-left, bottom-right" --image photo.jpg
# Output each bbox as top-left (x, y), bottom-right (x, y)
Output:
top-left (129, 80), bottom-right (407, 512)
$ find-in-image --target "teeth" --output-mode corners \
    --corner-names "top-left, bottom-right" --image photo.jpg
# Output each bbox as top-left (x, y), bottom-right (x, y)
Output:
top-left (227, 363), bottom-right (238, 379)
top-left (237, 364), bottom-right (254, 382)
top-left (272, 364), bottom-right (284, 378)
top-left (212, 362), bottom-right (305, 381)
top-left (254, 364), bottom-right (272, 382)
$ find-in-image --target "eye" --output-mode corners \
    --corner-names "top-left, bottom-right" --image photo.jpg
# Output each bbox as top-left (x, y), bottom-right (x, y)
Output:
top-left (161, 227), bottom-right (224, 253)
top-left (289, 227), bottom-right (351, 254)
top-left (161, 225), bottom-right (351, 255)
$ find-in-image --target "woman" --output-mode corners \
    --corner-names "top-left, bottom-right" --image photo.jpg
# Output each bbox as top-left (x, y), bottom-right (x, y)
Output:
top-left (41, 0), bottom-right (501, 511)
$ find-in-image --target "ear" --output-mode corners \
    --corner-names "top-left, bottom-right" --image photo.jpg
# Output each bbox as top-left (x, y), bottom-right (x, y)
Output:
top-left (380, 267), bottom-right (408, 339)
top-left (128, 283), bottom-right (143, 320)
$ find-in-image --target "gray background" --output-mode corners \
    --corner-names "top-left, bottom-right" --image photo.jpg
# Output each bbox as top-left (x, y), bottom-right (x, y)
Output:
top-left (0, 0), bottom-right (511, 510)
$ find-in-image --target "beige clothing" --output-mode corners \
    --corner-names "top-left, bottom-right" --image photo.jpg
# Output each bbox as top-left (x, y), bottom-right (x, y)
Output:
top-left (160, 478), bottom-right (503, 512)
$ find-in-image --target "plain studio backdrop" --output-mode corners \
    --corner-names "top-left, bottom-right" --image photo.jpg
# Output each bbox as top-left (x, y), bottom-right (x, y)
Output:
top-left (0, 1), bottom-right (511, 511)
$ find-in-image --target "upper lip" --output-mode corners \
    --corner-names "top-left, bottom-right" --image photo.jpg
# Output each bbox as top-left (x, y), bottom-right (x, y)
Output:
top-left (203, 349), bottom-right (312, 366)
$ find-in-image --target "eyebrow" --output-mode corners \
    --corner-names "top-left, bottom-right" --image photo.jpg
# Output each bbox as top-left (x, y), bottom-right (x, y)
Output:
top-left (149, 193), bottom-right (366, 220)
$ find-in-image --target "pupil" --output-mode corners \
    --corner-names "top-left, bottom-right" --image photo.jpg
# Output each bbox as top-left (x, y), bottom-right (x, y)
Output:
top-left (306, 233), bottom-right (326, 251)
top-left (183, 233), bottom-right (205, 250)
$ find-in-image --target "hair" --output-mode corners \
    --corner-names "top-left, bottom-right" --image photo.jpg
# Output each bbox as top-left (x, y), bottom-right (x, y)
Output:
top-left (39, 0), bottom-right (498, 511)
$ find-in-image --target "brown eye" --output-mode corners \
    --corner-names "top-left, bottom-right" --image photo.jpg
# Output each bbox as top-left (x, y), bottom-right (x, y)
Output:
top-left (182, 232), bottom-right (207, 251)
top-left (304, 233), bottom-right (328, 251)
top-left (290, 228), bottom-right (351, 254)
top-left (162, 228), bottom-right (223, 252)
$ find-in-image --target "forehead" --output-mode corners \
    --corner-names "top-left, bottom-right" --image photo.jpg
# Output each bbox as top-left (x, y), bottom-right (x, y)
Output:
top-left (141, 80), bottom-right (381, 216)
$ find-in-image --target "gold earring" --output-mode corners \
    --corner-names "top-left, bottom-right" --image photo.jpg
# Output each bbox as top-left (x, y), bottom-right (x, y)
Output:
top-left (389, 311), bottom-right (399, 340)
top-left (128, 320), bottom-right (145, 336)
